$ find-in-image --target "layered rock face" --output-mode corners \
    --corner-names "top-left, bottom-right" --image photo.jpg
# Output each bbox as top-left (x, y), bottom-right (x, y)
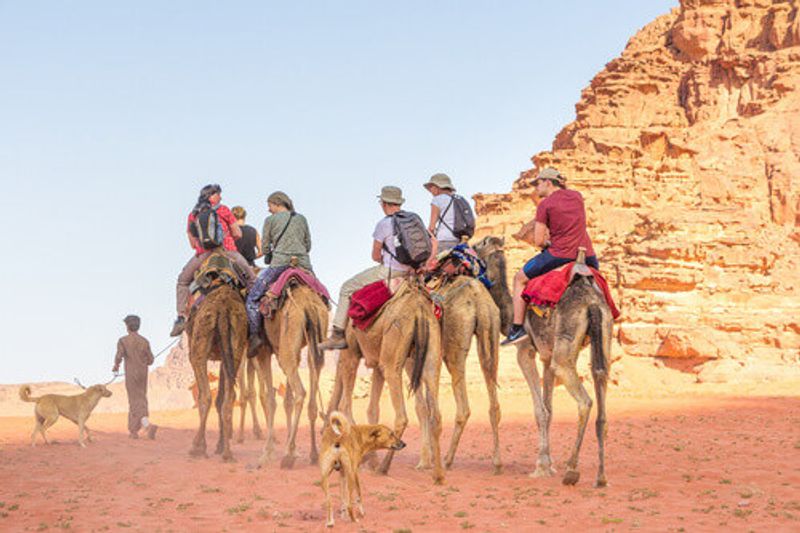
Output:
top-left (475, 0), bottom-right (800, 380)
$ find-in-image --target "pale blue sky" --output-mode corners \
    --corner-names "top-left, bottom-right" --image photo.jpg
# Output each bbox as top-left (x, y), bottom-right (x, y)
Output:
top-left (0, 1), bottom-right (675, 384)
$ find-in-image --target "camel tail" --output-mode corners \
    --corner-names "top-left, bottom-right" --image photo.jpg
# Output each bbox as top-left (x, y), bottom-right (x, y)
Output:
top-left (328, 411), bottom-right (351, 438)
top-left (217, 310), bottom-right (237, 385)
top-left (304, 311), bottom-right (325, 373)
top-left (19, 385), bottom-right (38, 402)
top-left (587, 304), bottom-right (607, 378)
top-left (409, 310), bottom-right (429, 393)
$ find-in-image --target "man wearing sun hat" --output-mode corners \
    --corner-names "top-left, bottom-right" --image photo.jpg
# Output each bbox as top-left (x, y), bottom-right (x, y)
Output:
top-left (317, 185), bottom-right (412, 351)
top-left (502, 167), bottom-right (600, 345)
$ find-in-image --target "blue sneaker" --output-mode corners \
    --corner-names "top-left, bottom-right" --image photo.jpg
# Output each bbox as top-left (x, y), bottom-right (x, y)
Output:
top-left (501, 324), bottom-right (528, 346)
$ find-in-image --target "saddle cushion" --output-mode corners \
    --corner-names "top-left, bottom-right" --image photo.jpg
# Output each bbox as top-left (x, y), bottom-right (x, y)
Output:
top-left (349, 280), bottom-right (393, 330)
top-left (522, 263), bottom-right (620, 319)
top-left (266, 267), bottom-right (331, 303)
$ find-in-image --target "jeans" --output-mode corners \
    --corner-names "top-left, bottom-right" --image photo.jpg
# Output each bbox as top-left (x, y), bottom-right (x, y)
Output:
top-left (522, 249), bottom-right (599, 279)
top-left (245, 265), bottom-right (290, 335)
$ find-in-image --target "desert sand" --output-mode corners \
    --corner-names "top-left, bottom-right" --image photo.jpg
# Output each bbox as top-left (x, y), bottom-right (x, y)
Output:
top-left (2, 348), bottom-right (799, 532)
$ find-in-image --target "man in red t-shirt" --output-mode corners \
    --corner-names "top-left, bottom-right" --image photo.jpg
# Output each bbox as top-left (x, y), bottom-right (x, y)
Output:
top-left (502, 168), bottom-right (600, 345)
top-left (170, 184), bottom-right (256, 336)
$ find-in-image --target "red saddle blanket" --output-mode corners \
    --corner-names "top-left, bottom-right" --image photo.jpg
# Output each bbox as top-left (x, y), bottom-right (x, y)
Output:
top-left (268, 267), bottom-right (331, 302)
top-left (522, 264), bottom-right (620, 320)
top-left (348, 281), bottom-right (393, 330)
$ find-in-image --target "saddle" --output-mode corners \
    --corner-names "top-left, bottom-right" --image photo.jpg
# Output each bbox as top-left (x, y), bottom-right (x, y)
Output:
top-left (189, 252), bottom-right (246, 305)
top-left (258, 267), bottom-right (331, 319)
top-left (522, 250), bottom-right (620, 320)
top-left (430, 243), bottom-right (491, 289)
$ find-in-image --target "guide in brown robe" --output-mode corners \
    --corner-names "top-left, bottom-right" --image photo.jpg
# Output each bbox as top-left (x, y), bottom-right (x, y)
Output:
top-left (113, 315), bottom-right (159, 439)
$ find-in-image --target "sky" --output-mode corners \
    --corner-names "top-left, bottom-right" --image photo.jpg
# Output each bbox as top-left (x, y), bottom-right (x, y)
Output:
top-left (0, 0), bottom-right (676, 385)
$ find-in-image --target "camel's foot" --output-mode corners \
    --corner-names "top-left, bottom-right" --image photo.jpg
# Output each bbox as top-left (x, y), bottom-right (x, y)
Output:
top-left (326, 518), bottom-right (334, 528)
top-left (253, 427), bottom-right (264, 440)
top-left (309, 449), bottom-right (319, 465)
top-left (562, 469), bottom-right (580, 486)
top-left (214, 441), bottom-right (224, 455)
top-left (222, 452), bottom-right (236, 463)
top-left (432, 469), bottom-right (445, 486)
top-left (493, 463), bottom-right (503, 476)
top-left (189, 446), bottom-right (208, 458)
top-left (443, 453), bottom-right (455, 470)
top-left (236, 436), bottom-right (244, 445)
top-left (594, 475), bottom-right (608, 489)
top-left (280, 454), bottom-right (297, 469)
top-left (530, 460), bottom-right (557, 478)
top-left (79, 441), bottom-right (87, 449)
top-left (416, 457), bottom-right (433, 471)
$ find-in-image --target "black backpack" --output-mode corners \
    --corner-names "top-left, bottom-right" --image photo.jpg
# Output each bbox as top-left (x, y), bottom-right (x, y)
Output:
top-left (191, 205), bottom-right (225, 250)
top-left (385, 211), bottom-right (432, 269)
top-left (439, 194), bottom-right (476, 240)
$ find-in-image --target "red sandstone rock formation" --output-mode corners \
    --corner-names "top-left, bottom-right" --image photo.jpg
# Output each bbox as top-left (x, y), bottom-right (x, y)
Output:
top-left (475, 0), bottom-right (800, 380)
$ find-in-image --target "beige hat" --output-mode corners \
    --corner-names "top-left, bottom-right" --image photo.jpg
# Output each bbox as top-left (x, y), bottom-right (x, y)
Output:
top-left (423, 172), bottom-right (456, 191)
top-left (531, 167), bottom-right (566, 185)
top-left (377, 185), bottom-right (405, 205)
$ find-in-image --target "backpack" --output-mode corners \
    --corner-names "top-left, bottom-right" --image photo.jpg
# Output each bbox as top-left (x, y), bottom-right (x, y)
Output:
top-left (439, 194), bottom-right (476, 240)
top-left (385, 211), bottom-right (432, 269)
top-left (191, 205), bottom-right (225, 250)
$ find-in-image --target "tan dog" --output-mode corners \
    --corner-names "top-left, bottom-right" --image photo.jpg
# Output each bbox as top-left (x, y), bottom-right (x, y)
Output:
top-left (20, 384), bottom-right (112, 447)
top-left (320, 411), bottom-right (406, 527)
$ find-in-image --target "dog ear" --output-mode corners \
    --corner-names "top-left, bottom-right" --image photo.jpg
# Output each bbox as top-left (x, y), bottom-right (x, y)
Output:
top-left (331, 421), bottom-right (342, 436)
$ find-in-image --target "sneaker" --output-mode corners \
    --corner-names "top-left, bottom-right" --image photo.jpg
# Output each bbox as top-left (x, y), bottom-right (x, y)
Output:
top-left (146, 424), bottom-right (158, 440)
top-left (501, 324), bottom-right (529, 346)
top-left (317, 327), bottom-right (347, 351)
top-left (248, 334), bottom-right (264, 357)
top-left (170, 316), bottom-right (186, 337)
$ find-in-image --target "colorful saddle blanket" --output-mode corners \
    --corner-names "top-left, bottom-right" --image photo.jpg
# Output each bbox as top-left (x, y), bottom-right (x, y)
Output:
top-left (348, 280), bottom-right (393, 330)
top-left (522, 263), bottom-right (620, 319)
top-left (267, 267), bottom-right (330, 302)
top-left (434, 243), bottom-right (491, 289)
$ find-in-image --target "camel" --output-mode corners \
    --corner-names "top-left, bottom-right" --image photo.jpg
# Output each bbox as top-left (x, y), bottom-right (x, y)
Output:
top-left (473, 236), bottom-right (613, 488)
top-left (252, 282), bottom-right (328, 469)
top-left (186, 283), bottom-right (248, 462)
top-left (236, 356), bottom-right (265, 443)
top-left (427, 271), bottom-right (502, 473)
top-left (326, 278), bottom-right (445, 485)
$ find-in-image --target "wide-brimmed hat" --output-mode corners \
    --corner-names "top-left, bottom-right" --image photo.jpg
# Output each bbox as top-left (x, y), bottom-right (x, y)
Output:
top-left (531, 167), bottom-right (566, 185)
top-left (377, 186), bottom-right (405, 205)
top-left (423, 173), bottom-right (456, 191)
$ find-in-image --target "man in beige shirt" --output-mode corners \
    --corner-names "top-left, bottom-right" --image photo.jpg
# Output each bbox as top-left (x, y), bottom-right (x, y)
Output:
top-left (113, 315), bottom-right (158, 439)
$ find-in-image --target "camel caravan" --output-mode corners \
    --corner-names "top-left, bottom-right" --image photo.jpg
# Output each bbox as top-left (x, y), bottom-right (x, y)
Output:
top-left (172, 168), bottom-right (618, 520)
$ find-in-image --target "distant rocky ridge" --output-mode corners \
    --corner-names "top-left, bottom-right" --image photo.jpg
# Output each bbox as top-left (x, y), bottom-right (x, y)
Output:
top-left (474, 0), bottom-right (800, 382)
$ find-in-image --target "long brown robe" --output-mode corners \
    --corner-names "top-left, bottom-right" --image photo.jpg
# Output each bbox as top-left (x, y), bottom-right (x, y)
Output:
top-left (114, 332), bottom-right (154, 434)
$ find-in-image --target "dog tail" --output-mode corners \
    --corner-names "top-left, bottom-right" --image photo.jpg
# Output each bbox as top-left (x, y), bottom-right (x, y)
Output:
top-left (19, 385), bottom-right (38, 402)
top-left (329, 411), bottom-right (351, 438)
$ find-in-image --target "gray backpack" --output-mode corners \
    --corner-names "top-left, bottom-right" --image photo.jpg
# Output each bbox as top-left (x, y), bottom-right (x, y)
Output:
top-left (439, 194), bottom-right (476, 240)
top-left (384, 211), bottom-right (432, 269)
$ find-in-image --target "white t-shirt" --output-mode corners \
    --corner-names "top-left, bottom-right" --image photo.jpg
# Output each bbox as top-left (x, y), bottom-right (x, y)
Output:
top-left (372, 216), bottom-right (412, 272)
top-left (431, 193), bottom-right (457, 241)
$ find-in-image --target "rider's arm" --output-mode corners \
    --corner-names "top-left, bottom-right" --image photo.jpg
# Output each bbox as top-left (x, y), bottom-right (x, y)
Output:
top-left (255, 232), bottom-right (263, 258)
top-left (229, 221), bottom-right (242, 240)
top-left (428, 204), bottom-right (441, 234)
top-left (371, 239), bottom-right (383, 263)
top-left (533, 222), bottom-right (549, 249)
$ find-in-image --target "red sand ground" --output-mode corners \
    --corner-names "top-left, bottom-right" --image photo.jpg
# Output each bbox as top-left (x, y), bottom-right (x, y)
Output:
top-left (1, 387), bottom-right (799, 532)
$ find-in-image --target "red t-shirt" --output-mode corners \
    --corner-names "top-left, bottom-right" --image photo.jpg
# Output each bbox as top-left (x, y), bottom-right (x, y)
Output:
top-left (186, 204), bottom-right (238, 256)
top-left (534, 189), bottom-right (595, 259)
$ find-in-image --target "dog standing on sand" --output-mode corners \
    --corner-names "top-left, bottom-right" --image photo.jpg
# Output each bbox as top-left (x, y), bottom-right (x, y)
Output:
top-left (19, 384), bottom-right (112, 447)
top-left (320, 411), bottom-right (406, 527)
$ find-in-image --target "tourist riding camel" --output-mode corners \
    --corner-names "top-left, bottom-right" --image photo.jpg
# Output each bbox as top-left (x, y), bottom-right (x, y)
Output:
top-left (317, 185), bottom-right (413, 351)
top-left (503, 168), bottom-right (599, 345)
top-left (232, 205), bottom-right (262, 267)
top-left (171, 184), bottom-right (256, 337)
top-left (245, 191), bottom-right (313, 354)
top-left (424, 173), bottom-right (476, 256)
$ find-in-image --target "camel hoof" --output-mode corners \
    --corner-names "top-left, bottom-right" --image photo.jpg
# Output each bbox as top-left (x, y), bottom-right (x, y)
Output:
top-left (214, 444), bottom-right (224, 455)
top-left (594, 477), bottom-right (608, 488)
top-left (433, 472), bottom-right (445, 486)
top-left (326, 519), bottom-right (334, 528)
top-left (236, 437), bottom-right (244, 445)
top-left (493, 464), bottom-right (503, 476)
top-left (416, 461), bottom-right (432, 471)
top-left (222, 454), bottom-right (236, 463)
top-left (189, 448), bottom-right (208, 459)
top-left (280, 455), bottom-right (296, 469)
top-left (254, 431), bottom-right (264, 440)
top-left (562, 470), bottom-right (580, 486)
top-left (530, 462), bottom-right (556, 478)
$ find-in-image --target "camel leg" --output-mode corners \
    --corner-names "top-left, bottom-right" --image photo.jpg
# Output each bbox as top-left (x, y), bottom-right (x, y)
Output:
top-left (476, 323), bottom-right (502, 474)
top-left (236, 363), bottom-right (247, 444)
top-left (190, 361), bottom-right (211, 458)
top-left (308, 354), bottom-right (322, 465)
top-left (377, 367), bottom-right (408, 475)
top-left (247, 358), bottom-right (263, 439)
top-left (443, 354), bottom-right (469, 471)
top-left (539, 356), bottom-right (556, 475)
top-left (335, 347), bottom-right (361, 422)
top-left (214, 371), bottom-right (226, 455)
top-left (221, 365), bottom-right (237, 463)
top-left (423, 340), bottom-right (445, 486)
top-left (593, 316), bottom-right (612, 488)
top-left (279, 357), bottom-right (306, 469)
top-left (517, 344), bottom-right (555, 477)
top-left (256, 353), bottom-right (278, 466)
top-left (409, 360), bottom-right (432, 470)
top-left (554, 336), bottom-right (592, 486)
top-left (364, 367), bottom-right (384, 470)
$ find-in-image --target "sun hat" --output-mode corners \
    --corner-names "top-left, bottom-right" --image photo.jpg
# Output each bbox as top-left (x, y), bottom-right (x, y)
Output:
top-left (531, 167), bottom-right (566, 185)
top-left (377, 186), bottom-right (405, 205)
top-left (423, 173), bottom-right (456, 191)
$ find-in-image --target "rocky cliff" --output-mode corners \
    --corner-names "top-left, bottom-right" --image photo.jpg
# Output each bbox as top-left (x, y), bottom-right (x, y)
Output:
top-left (475, 0), bottom-right (800, 382)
